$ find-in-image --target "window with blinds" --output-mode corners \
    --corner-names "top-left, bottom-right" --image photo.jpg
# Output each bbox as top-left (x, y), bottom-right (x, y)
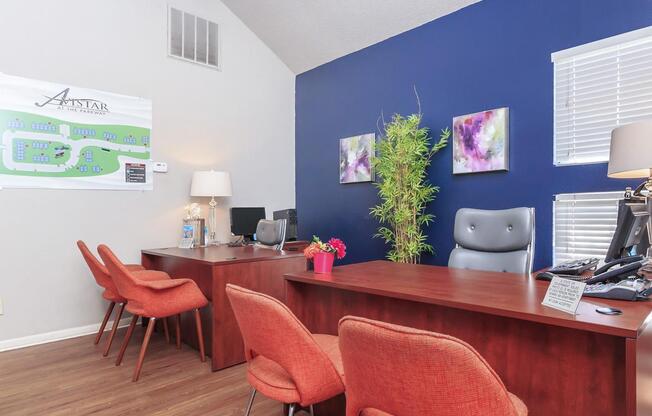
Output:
top-left (552, 26), bottom-right (652, 166)
top-left (553, 191), bottom-right (622, 264)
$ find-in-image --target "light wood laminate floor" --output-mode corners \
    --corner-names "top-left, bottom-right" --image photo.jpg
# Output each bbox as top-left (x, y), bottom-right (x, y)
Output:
top-left (0, 327), bottom-right (284, 415)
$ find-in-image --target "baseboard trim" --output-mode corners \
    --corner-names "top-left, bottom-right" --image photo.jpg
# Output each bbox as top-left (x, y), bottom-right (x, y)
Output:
top-left (0, 317), bottom-right (134, 352)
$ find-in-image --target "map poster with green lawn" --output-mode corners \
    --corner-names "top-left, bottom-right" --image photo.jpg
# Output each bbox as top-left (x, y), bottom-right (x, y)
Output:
top-left (0, 73), bottom-right (152, 190)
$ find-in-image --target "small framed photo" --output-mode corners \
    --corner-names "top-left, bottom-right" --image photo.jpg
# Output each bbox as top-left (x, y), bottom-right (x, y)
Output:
top-left (339, 133), bottom-right (375, 184)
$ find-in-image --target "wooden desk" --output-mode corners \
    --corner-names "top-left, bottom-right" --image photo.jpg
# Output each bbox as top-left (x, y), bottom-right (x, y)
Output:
top-left (142, 245), bottom-right (307, 371)
top-left (285, 261), bottom-right (652, 416)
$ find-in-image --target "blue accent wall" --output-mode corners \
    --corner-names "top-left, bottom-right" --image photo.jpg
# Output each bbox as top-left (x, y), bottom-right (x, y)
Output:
top-left (295, 0), bottom-right (652, 269)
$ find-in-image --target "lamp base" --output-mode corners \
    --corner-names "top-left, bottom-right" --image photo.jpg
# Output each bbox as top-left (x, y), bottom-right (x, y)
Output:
top-left (208, 197), bottom-right (217, 244)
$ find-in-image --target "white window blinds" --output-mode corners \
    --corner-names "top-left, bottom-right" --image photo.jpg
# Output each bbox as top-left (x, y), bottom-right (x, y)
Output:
top-left (553, 191), bottom-right (622, 264)
top-left (552, 26), bottom-right (652, 166)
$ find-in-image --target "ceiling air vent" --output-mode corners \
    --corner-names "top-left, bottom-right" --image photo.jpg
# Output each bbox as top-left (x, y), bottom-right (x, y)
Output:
top-left (168, 6), bottom-right (220, 70)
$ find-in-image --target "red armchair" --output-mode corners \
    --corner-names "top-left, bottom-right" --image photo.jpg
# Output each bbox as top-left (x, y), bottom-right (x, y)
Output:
top-left (98, 244), bottom-right (209, 382)
top-left (77, 240), bottom-right (172, 356)
top-left (225, 284), bottom-right (345, 416)
top-left (338, 316), bottom-right (528, 416)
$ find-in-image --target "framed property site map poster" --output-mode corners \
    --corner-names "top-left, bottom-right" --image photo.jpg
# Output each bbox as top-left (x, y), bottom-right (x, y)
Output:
top-left (0, 73), bottom-right (152, 190)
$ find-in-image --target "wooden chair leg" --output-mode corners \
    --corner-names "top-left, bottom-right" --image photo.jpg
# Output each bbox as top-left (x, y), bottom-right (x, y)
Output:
top-left (163, 317), bottom-right (170, 344)
top-left (194, 309), bottom-right (206, 362)
top-left (103, 302), bottom-right (125, 357)
top-left (175, 314), bottom-right (182, 350)
top-left (95, 301), bottom-right (115, 345)
top-left (132, 317), bottom-right (156, 382)
top-left (116, 315), bottom-right (139, 366)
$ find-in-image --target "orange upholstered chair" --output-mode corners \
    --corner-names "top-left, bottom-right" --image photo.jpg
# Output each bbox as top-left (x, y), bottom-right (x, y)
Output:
top-left (338, 316), bottom-right (528, 416)
top-left (98, 244), bottom-right (209, 382)
top-left (77, 240), bottom-right (172, 356)
top-left (225, 284), bottom-right (344, 416)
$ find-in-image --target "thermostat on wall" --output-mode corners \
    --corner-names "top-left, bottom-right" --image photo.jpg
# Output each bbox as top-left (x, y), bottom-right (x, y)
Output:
top-left (153, 162), bottom-right (168, 173)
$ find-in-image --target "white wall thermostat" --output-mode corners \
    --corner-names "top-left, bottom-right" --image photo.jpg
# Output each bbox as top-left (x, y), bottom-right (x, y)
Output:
top-left (153, 162), bottom-right (168, 173)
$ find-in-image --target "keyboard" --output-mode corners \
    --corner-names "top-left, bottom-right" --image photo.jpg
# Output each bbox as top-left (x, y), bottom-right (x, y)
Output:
top-left (549, 258), bottom-right (600, 275)
top-left (536, 271), bottom-right (593, 282)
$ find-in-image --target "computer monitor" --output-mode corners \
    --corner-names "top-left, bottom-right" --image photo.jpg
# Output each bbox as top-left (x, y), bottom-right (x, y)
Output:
top-left (230, 207), bottom-right (266, 242)
top-left (605, 197), bottom-right (650, 261)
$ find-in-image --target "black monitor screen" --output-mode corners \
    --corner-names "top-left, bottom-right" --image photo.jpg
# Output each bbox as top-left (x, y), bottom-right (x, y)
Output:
top-left (605, 198), bottom-right (649, 261)
top-left (230, 207), bottom-right (266, 238)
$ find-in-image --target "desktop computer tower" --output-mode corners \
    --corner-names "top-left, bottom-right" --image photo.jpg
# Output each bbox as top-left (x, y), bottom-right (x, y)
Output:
top-left (274, 209), bottom-right (297, 240)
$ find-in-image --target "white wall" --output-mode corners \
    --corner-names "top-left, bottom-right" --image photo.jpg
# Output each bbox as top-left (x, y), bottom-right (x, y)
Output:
top-left (0, 0), bottom-right (295, 344)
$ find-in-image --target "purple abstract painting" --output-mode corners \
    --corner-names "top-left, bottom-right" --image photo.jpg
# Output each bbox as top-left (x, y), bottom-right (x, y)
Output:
top-left (339, 133), bottom-right (375, 183)
top-left (453, 108), bottom-right (509, 174)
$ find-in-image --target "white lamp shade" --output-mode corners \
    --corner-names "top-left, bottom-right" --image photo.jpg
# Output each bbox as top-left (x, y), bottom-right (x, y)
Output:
top-left (608, 120), bottom-right (652, 179)
top-left (190, 171), bottom-right (232, 197)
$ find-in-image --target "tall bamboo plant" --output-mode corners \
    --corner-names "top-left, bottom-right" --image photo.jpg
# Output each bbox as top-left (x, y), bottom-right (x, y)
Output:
top-left (370, 112), bottom-right (449, 264)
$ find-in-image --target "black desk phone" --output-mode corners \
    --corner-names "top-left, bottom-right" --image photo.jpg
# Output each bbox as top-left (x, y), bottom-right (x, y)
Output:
top-left (538, 255), bottom-right (652, 301)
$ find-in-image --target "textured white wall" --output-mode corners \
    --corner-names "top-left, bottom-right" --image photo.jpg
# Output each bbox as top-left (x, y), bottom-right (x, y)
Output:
top-left (0, 0), bottom-right (295, 342)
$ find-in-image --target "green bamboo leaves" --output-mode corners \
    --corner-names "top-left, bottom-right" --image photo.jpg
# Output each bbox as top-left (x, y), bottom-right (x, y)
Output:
top-left (370, 113), bottom-right (450, 264)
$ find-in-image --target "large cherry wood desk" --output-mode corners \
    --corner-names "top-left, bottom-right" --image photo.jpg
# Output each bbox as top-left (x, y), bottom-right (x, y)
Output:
top-left (142, 245), bottom-right (307, 371)
top-left (285, 261), bottom-right (652, 416)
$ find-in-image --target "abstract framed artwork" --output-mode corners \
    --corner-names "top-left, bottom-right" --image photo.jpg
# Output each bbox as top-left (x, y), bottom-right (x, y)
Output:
top-left (452, 107), bottom-right (509, 174)
top-left (339, 133), bottom-right (375, 184)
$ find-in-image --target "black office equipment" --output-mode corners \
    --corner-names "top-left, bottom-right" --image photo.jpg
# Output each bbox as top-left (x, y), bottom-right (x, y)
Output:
top-left (546, 195), bottom-right (650, 287)
top-left (542, 256), bottom-right (650, 300)
top-left (605, 197), bottom-right (650, 262)
top-left (584, 255), bottom-right (645, 284)
top-left (548, 258), bottom-right (600, 275)
top-left (584, 278), bottom-right (652, 301)
top-left (230, 207), bottom-right (266, 243)
top-left (536, 271), bottom-right (592, 282)
top-left (273, 209), bottom-right (297, 241)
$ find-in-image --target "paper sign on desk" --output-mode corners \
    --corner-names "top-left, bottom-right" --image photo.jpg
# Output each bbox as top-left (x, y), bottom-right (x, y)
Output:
top-left (542, 276), bottom-right (587, 315)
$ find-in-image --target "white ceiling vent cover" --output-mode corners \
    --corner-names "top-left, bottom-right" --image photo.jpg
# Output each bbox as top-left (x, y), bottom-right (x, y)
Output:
top-left (168, 6), bottom-right (220, 70)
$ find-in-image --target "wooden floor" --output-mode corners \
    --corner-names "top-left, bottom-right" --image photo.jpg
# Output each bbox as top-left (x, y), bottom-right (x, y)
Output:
top-left (0, 327), bottom-right (285, 416)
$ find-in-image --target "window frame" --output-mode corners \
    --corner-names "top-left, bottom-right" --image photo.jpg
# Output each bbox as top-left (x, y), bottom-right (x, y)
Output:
top-left (551, 26), bottom-right (652, 167)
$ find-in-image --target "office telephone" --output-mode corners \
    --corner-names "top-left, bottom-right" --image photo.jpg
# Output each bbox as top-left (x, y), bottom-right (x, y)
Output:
top-left (584, 255), bottom-right (645, 284)
top-left (538, 255), bottom-right (652, 301)
top-left (583, 278), bottom-right (652, 301)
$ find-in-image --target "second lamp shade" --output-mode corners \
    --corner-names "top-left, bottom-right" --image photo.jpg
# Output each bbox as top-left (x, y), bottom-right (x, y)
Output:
top-left (190, 170), bottom-right (232, 197)
top-left (608, 120), bottom-right (652, 179)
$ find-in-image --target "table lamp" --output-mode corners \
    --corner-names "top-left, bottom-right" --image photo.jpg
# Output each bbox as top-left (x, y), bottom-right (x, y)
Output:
top-left (608, 120), bottom-right (652, 256)
top-left (190, 170), bottom-right (232, 244)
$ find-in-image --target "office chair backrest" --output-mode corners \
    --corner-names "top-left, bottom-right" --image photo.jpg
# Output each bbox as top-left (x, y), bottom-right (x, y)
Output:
top-left (338, 316), bottom-right (525, 416)
top-left (225, 284), bottom-right (344, 406)
top-left (77, 240), bottom-right (116, 293)
top-left (255, 219), bottom-right (287, 250)
top-left (448, 207), bottom-right (535, 274)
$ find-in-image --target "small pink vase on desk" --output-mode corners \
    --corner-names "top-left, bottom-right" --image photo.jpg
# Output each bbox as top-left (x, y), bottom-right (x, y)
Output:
top-left (313, 252), bottom-right (335, 274)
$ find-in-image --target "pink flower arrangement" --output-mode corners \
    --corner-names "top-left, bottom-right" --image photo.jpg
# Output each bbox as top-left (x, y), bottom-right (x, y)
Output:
top-left (303, 235), bottom-right (347, 260)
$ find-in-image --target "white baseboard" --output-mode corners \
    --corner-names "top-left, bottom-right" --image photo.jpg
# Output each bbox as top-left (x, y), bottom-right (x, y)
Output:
top-left (0, 317), bottom-right (134, 352)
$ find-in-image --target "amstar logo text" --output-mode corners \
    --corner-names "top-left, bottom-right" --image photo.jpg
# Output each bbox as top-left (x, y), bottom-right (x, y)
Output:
top-left (34, 88), bottom-right (109, 115)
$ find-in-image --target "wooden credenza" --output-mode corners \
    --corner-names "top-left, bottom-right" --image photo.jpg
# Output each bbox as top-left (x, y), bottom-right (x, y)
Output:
top-left (142, 245), bottom-right (307, 371)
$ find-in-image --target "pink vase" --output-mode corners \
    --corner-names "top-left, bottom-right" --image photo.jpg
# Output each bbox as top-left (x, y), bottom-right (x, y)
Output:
top-left (313, 252), bottom-right (335, 274)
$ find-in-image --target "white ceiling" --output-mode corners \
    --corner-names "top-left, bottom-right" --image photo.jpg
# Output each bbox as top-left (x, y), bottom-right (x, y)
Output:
top-left (222, 0), bottom-right (480, 74)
